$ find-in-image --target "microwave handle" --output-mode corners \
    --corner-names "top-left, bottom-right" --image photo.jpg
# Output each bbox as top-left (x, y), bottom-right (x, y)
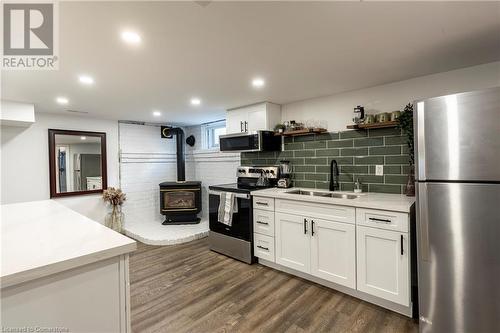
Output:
top-left (208, 190), bottom-right (250, 200)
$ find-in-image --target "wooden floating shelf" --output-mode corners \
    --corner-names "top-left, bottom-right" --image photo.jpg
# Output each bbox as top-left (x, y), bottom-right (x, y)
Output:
top-left (346, 121), bottom-right (399, 130)
top-left (275, 128), bottom-right (328, 137)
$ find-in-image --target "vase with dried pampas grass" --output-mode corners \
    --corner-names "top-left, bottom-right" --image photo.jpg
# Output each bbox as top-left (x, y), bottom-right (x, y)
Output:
top-left (103, 187), bottom-right (126, 233)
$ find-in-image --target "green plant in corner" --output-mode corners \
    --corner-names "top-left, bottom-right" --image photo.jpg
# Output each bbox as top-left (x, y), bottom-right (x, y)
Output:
top-left (397, 103), bottom-right (414, 165)
top-left (397, 103), bottom-right (415, 196)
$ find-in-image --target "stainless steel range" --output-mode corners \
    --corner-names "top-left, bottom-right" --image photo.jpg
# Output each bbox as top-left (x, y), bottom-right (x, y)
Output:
top-left (208, 166), bottom-right (279, 263)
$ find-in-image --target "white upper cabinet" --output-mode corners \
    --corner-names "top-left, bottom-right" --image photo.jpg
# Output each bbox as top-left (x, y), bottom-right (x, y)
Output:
top-left (226, 102), bottom-right (281, 134)
top-left (310, 218), bottom-right (356, 288)
top-left (226, 108), bottom-right (248, 134)
top-left (356, 226), bottom-right (409, 306)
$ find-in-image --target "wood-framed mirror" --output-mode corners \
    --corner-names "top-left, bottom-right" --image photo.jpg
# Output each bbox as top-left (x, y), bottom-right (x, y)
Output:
top-left (49, 129), bottom-right (107, 198)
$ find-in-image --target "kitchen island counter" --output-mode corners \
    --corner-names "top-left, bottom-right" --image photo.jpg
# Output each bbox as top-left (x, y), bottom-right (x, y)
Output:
top-left (1, 200), bottom-right (136, 332)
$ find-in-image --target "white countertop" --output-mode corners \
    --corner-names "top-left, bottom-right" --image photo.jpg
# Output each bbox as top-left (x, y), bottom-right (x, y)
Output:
top-left (1, 200), bottom-right (137, 288)
top-left (252, 187), bottom-right (415, 213)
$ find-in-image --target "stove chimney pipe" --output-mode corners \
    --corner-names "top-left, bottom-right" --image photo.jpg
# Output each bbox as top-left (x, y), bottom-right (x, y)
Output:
top-left (163, 127), bottom-right (185, 181)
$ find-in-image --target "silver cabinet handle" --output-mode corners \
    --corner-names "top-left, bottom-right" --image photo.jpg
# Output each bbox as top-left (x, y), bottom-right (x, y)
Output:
top-left (256, 202), bottom-right (268, 206)
top-left (369, 217), bottom-right (392, 223)
top-left (256, 221), bottom-right (269, 225)
top-left (311, 220), bottom-right (315, 236)
top-left (240, 121), bottom-right (244, 132)
top-left (245, 121), bottom-right (248, 132)
top-left (257, 245), bottom-right (269, 251)
top-left (303, 218), bottom-right (308, 234)
top-left (401, 234), bottom-right (404, 255)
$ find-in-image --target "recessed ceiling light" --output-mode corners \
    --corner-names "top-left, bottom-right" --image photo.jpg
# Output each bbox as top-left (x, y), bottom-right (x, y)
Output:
top-left (78, 75), bottom-right (94, 85)
top-left (80, 136), bottom-right (87, 140)
top-left (190, 98), bottom-right (201, 106)
top-left (153, 110), bottom-right (161, 117)
top-left (56, 97), bottom-right (69, 105)
top-left (252, 78), bottom-right (265, 88)
top-left (121, 31), bottom-right (141, 44)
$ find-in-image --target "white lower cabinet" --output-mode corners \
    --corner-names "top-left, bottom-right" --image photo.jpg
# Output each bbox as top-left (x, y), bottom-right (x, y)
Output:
top-left (310, 218), bottom-right (356, 288)
top-left (275, 212), bottom-right (356, 289)
top-left (253, 197), bottom-right (412, 315)
top-left (356, 226), bottom-right (409, 306)
top-left (254, 233), bottom-right (275, 262)
top-left (275, 212), bottom-right (310, 273)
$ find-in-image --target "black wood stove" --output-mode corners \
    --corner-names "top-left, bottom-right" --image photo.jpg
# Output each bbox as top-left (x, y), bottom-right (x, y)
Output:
top-left (159, 180), bottom-right (201, 225)
top-left (159, 127), bottom-right (202, 225)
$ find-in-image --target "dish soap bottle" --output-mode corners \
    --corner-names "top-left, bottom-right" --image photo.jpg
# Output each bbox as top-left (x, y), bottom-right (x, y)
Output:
top-left (354, 178), bottom-right (362, 193)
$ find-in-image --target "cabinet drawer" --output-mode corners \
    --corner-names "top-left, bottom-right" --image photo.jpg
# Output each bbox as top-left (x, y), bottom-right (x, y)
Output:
top-left (356, 208), bottom-right (409, 232)
top-left (253, 196), bottom-right (275, 211)
top-left (254, 233), bottom-right (275, 262)
top-left (275, 199), bottom-right (355, 224)
top-left (253, 209), bottom-right (275, 237)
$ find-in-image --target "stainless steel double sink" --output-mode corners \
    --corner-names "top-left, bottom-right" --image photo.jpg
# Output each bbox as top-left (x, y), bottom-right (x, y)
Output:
top-left (284, 189), bottom-right (359, 199)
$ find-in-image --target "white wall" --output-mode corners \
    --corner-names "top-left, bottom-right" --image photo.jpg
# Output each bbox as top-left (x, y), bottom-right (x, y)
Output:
top-left (282, 61), bottom-right (500, 131)
top-left (0, 100), bottom-right (35, 126)
top-left (119, 123), bottom-right (239, 224)
top-left (1, 112), bottom-right (119, 223)
top-left (119, 123), bottom-right (178, 222)
top-left (187, 151), bottom-right (240, 221)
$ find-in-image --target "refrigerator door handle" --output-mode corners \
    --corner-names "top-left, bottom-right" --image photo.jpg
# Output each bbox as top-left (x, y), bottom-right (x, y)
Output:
top-left (418, 183), bottom-right (431, 262)
top-left (416, 101), bottom-right (426, 181)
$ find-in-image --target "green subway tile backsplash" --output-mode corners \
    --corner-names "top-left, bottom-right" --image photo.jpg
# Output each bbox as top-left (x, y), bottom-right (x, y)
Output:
top-left (316, 148), bottom-right (340, 157)
top-left (340, 147), bottom-right (369, 156)
top-left (327, 139), bottom-right (354, 148)
top-left (339, 130), bottom-right (367, 139)
top-left (353, 137), bottom-right (384, 147)
top-left (294, 150), bottom-right (316, 157)
top-left (241, 128), bottom-right (411, 194)
top-left (369, 146), bottom-right (401, 155)
top-left (304, 141), bottom-right (327, 149)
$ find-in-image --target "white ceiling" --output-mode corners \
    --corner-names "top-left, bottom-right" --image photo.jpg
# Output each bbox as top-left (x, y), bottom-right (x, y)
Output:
top-left (2, 1), bottom-right (500, 125)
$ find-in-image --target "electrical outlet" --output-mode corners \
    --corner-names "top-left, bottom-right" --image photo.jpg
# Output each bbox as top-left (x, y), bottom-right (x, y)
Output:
top-left (375, 165), bottom-right (384, 176)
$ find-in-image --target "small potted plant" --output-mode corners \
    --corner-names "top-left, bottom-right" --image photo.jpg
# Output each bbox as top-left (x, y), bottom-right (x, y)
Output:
top-left (103, 187), bottom-right (126, 232)
top-left (397, 103), bottom-right (415, 196)
top-left (274, 123), bottom-right (286, 133)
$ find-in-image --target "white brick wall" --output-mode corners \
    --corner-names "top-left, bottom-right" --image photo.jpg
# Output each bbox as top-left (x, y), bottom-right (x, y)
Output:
top-left (119, 123), bottom-right (240, 225)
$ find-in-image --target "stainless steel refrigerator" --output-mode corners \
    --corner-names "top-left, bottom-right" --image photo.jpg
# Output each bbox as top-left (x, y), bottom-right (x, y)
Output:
top-left (415, 87), bottom-right (500, 333)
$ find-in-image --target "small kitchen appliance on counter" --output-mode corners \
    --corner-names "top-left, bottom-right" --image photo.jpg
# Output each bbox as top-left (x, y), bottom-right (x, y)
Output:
top-left (277, 160), bottom-right (293, 188)
top-left (353, 105), bottom-right (365, 124)
top-left (208, 166), bottom-right (279, 264)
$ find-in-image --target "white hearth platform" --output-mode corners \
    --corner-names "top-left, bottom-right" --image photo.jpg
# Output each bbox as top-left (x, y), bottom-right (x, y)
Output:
top-left (124, 216), bottom-right (209, 246)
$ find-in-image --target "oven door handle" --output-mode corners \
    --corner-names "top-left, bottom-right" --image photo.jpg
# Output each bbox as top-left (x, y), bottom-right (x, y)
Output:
top-left (208, 190), bottom-right (250, 200)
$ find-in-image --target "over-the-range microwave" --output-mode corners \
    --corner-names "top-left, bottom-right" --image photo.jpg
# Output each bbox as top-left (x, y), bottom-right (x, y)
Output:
top-left (219, 131), bottom-right (281, 152)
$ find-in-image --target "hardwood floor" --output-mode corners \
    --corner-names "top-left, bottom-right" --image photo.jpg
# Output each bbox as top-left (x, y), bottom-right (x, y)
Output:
top-left (130, 238), bottom-right (418, 333)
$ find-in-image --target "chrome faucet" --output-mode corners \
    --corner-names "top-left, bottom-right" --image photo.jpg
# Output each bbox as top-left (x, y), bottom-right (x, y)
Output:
top-left (329, 159), bottom-right (339, 191)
